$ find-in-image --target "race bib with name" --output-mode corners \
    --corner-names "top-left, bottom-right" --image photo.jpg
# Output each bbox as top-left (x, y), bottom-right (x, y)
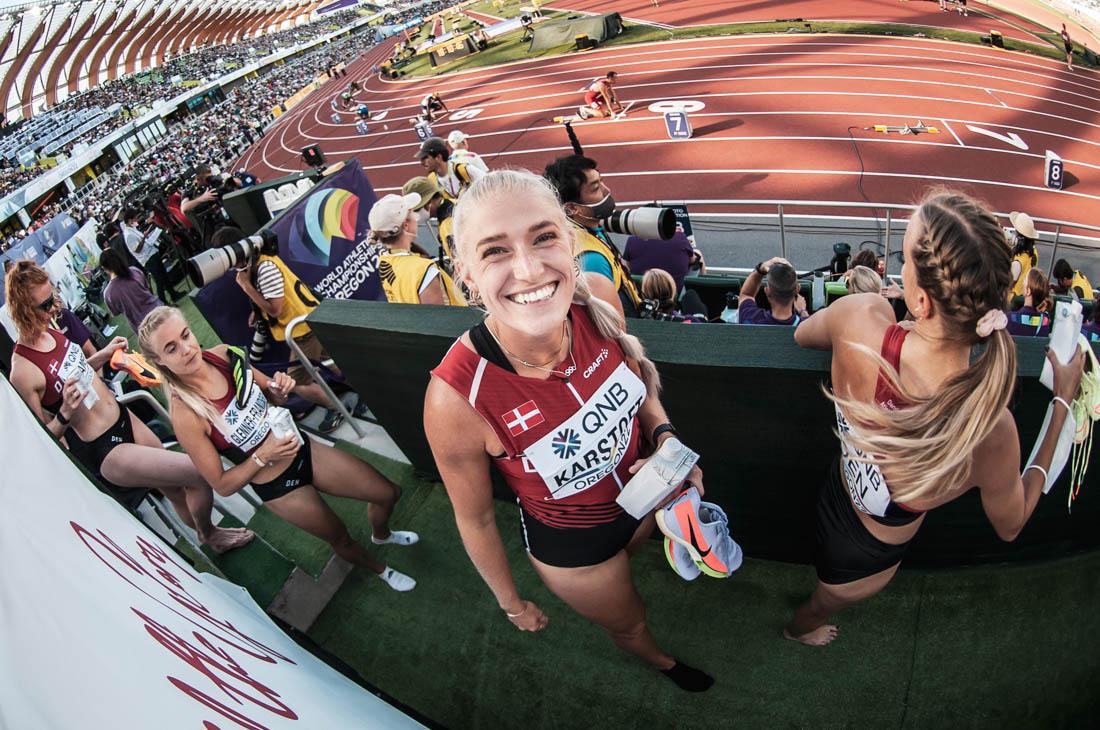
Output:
top-left (523, 362), bottom-right (646, 500)
top-left (836, 406), bottom-right (890, 517)
top-left (216, 383), bottom-right (271, 454)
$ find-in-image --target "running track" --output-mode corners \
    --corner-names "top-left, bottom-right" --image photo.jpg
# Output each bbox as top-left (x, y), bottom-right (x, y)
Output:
top-left (235, 33), bottom-right (1100, 233)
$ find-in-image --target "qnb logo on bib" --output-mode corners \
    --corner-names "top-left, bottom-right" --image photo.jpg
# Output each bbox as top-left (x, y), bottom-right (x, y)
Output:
top-left (524, 362), bottom-right (646, 500)
top-left (583, 349), bottom-right (610, 379)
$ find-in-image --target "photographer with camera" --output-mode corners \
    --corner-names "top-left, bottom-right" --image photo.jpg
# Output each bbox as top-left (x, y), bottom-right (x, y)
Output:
top-left (544, 154), bottom-right (641, 319)
top-left (181, 164), bottom-right (239, 246)
top-left (121, 206), bottom-right (174, 303)
top-left (639, 269), bottom-right (707, 323)
top-left (207, 227), bottom-right (349, 434)
top-left (738, 257), bottom-right (808, 326)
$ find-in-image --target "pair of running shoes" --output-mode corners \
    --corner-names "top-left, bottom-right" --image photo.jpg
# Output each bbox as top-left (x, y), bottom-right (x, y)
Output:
top-left (656, 486), bottom-right (743, 580)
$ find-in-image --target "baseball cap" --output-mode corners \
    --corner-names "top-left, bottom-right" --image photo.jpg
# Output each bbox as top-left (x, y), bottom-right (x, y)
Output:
top-left (447, 130), bottom-right (468, 146)
top-left (1008, 211), bottom-right (1038, 239)
top-left (368, 193), bottom-right (421, 234)
top-left (402, 177), bottom-right (443, 209)
top-left (415, 137), bottom-right (448, 160)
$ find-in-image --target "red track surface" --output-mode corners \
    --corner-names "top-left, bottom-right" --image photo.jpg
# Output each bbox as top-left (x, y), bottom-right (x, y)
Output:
top-left (235, 33), bottom-right (1100, 234)
top-left (547, 0), bottom-right (1051, 42)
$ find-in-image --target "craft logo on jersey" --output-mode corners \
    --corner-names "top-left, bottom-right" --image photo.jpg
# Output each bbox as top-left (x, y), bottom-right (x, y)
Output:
top-left (502, 400), bottom-right (544, 436)
top-left (551, 428), bottom-right (581, 459)
top-left (583, 349), bottom-right (609, 379)
top-left (524, 362), bottom-right (646, 500)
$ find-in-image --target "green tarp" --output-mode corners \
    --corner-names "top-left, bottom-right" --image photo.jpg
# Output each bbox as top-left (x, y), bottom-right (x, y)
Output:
top-left (309, 297), bottom-right (1100, 569)
top-left (528, 12), bottom-right (623, 52)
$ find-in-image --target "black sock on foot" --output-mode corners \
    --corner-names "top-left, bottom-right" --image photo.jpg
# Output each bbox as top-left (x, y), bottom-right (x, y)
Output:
top-left (661, 660), bottom-right (714, 692)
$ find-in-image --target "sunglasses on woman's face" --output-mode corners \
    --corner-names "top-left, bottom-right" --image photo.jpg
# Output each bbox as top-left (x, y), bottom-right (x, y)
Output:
top-left (36, 293), bottom-right (57, 313)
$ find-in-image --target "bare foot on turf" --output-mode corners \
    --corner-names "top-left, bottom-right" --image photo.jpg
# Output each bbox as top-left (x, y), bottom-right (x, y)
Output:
top-left (783, 625), bottom-right (839, 646)
top-left (203, 527), bottom-right (255, 554)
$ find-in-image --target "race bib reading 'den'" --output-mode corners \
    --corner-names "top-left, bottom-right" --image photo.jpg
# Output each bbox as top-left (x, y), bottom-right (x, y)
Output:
top-left (523, 362), bottom-right (646, 500)
top-left (217, 384), bottom-right (272, 454)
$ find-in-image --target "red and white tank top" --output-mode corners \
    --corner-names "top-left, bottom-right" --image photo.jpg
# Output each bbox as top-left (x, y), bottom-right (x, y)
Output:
top-left (202, 351), bottom-right (271, 459)
top-left (13, 328), bottom-right (94, 412)
top-left (836, 323), bottom-right (924, 524)
top-left (431, 304), bottom-right (646, 529)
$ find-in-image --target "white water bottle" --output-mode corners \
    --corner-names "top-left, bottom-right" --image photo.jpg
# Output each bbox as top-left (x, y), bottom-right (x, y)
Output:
top-left (719, 291), bottom-right (739, 324)
top-left (1029, 299), bottom-right (1081, 493)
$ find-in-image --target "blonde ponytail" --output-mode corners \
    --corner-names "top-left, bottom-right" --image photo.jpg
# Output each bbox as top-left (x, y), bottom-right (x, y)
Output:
top-left (573, 267), bottom-right (661, 397)
top-left (833, 189), bottom-right (1017, 503)
top-left (832, 328), bottom-right (1015, 502)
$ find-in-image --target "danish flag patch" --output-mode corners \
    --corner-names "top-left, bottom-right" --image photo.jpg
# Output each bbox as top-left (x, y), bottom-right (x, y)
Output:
top-left (502, 400), bottom-right (544, 436)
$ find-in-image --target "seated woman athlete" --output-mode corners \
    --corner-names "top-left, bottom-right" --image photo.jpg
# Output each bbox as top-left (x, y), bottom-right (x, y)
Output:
top-left (785, 190), bottom-right (1085, 646)
top-left (5, 262), bottom-right (253, 553)
top-left (424, 169), bottom-right (713, 691)
top-left (139, 306), bottom-right (419, 592)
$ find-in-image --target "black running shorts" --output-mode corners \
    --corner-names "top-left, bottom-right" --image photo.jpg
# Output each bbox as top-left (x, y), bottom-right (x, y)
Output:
top-left (519, 504), bottom-right (641, 568)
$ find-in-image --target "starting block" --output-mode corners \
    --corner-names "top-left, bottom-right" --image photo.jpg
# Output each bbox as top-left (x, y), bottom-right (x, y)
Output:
top-left (871, 120), bottom-right (940, 135)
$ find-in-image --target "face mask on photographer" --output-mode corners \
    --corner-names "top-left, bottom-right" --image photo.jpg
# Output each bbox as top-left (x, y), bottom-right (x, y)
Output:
top-left (572, 192), bottom-right (615, 225)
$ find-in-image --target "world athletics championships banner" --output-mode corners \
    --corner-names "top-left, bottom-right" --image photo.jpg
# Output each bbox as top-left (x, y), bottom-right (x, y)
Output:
top-left (193, 158), bottom-right (383, 352)
top-left (0, 375), bottom-right (423, 729)
top-left (268, 158), bottom-right (384, 303)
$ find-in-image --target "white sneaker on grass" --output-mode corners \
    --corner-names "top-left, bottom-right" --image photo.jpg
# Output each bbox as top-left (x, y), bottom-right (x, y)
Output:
top-left (372, 530), bottom-right (419, 546)
top-left (378, 567), bottom-right (416, 592)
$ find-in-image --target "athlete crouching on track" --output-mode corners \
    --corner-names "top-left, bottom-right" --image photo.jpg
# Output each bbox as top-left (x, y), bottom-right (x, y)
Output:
top-left (139, 306), bottom-right (419, 592)
top-left (5, 262), bottom-right (254, 553)
top-left (785, 190), bottom-right (1085, 646)
top-left (424, 169), bottom-right (714, 692)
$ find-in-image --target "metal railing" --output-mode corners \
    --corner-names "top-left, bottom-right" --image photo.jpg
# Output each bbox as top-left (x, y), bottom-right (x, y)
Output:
top-left (284, 314), bottom-right (366, 438)
top-left (625, 199), bottom-right (1100, 279)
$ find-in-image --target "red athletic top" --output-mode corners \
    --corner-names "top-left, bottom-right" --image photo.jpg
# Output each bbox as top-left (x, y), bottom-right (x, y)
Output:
top-left (873, 323), bottom-right (910, 410)
top-left (13, 328), bottom-right (90, 412)
top-left (845, 322), bottom-right (923, 521)
top-left (431, 304), bottom-right (646, 529)
top-left (201, 351), bottom-right (271, 459)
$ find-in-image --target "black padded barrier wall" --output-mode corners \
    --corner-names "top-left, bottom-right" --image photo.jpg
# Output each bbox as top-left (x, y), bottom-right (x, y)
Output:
top-left (309, 299), bottom-right (1100, 569)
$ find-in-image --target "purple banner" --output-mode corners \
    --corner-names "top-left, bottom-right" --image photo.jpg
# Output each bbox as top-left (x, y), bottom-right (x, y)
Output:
top-left (268, 157), bottom-right (384, 302)
top-left (192, 158), bottom-right (383, 361)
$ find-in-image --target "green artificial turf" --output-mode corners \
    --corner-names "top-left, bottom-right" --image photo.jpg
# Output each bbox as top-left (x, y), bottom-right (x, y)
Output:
top-left (393, 15), bottom-right (1095, 79)
top-left (286, 459), bottom-right (1100, 728)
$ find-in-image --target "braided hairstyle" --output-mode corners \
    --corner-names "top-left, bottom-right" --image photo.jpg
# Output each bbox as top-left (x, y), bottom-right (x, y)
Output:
top-left (451, 168), bottom-right (661, 396)
top-left (832, 189), bottom-right (1016, 503)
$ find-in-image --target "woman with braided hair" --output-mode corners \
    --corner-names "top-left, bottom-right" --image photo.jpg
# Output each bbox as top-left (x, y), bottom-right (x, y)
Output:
top-left (785, 189), bottom-right (1086, 646)
top-left (424, 169), bottom-right (713, 691)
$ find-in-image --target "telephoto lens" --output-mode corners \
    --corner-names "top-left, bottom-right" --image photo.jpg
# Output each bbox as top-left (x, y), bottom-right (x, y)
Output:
top-left (186, 230), bottom-right (277, 286)
top-left (600, 207), bottom-right (677, 240)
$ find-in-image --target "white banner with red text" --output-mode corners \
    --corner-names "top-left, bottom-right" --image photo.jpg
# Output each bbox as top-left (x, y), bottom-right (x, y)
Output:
top-left (0, 375), bottom-right (422, 729)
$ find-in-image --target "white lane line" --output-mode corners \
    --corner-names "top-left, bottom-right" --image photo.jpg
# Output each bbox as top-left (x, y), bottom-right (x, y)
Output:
top-left (365, 54), bottom-right (1100, 111)
top-left (986, 87), bottom-right (1009, 107)
top-left (942, 119), bottom-right (965, 147)
top-left (352, 75), bottom-right (1100, 133)
top-left (371, 36), bottom-right (1097, 94)
top-left (601, 168), bottom-right (1100, 202)
top-left (369, 37), bottom-right (1100, 99)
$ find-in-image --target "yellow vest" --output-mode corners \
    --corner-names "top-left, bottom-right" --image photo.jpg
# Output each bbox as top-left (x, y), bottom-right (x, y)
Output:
top-left (378, 250), bottom-right (464, 306)
top-left (256, 254), bottom-right (319, 341)
top-left (1072, 270), bottom-right (1095, 300)
top-left (1011, 252), bottom-right (1035, 297)
top-left (437, 214), bottom-right (455, 262)
top-left (572, 222), bottom-right (641, 310)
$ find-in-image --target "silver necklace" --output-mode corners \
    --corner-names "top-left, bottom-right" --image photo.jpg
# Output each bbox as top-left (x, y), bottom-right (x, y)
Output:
top-left (487, 320), bottom-right (577, 381)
